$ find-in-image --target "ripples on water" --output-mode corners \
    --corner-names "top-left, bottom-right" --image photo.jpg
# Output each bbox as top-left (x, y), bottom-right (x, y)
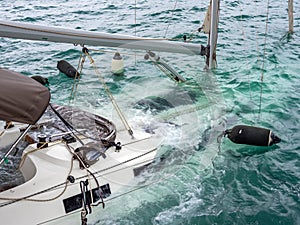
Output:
top-left (0, 0), bottom-right (300, 224)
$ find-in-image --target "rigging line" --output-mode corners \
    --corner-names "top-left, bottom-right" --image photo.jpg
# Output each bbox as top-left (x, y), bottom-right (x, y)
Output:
top-left (254, 0), bottom-right (262, 71)
top-left (69, 53), bottom-right (86, 102)
top-left (185, 28), bottom-right (201, 43)
top-left (65, 142), bottom-right (100, 186)
top-left (134, 0), bottom-right (137, 36)
top-left (0, 154), bottom-right (74, 205)
top-left (83, 49), bottom-right (134, 138)
top-left (70, 52), bottom-right (82, 101)
top-left (38, 157), bottom-right (186, 224)
top-left (76, 147), bottom-right (158, 180)
top-left (12, 123), bottom-right (81, 158)
top-left (26, 156), bottom-right (74, 202)
top-left (0, 142), bottom-right (101, 206)
top-left (237, 0), bottom-right (252, 100)
top-left (49, 104), bottom-right (85, 146)
top-left (0, 146), bottom-right (158, 208)
top-left (104, 161), bottom-right (196, 204)
top-left (0, 121), bottom-right (13, 137)
top-left (17, 141), bottom-right (53, 170)
top-left (258, 0), bottom-right (270, 120)
top-left (65, 143), bottom-right (103, 208)
top-left (104, 180), bottom-right (156, 203)
top-left (164, 0), bottom-right (178, 38)
top-left (134, 0), bottom-right (138, 66)
top-left (92, 158), bottom-right (155, 180)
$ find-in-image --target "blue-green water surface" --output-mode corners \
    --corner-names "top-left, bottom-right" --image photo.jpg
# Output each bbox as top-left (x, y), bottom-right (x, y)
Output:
top-left (0, 0), bottom-right (299, 224)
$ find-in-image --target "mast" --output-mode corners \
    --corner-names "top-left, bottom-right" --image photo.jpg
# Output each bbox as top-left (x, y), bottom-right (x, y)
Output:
top-left (200, 0), bottom-right (220, 69)
top-left (208, 0), bottom-right (220, 69)
top-left (288, 0), bottom-right (294, 33)
top-left (0, 20), bottom-right (200, 55)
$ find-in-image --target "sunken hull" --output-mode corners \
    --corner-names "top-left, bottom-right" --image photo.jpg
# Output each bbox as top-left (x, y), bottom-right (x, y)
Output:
top-left (0, 69), bottom-right (161, 224)
top-left (0, 105), bottom-right (161, 224)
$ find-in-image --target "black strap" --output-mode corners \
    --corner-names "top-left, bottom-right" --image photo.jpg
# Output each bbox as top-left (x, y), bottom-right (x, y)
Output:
top-left (49, 103), bottom-right (84, 145)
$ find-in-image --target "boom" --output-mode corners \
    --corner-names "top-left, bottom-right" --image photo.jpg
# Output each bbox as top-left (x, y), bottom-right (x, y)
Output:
top-left (0, 20), bottom-right (200, 55)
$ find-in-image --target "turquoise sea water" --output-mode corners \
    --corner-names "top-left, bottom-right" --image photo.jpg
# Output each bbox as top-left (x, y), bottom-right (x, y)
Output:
top-left (1, 0), bottom-right (300, 224)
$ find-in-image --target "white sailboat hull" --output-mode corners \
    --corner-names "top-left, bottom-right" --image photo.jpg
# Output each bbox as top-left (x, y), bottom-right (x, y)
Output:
top-left (0, 123), bottom-right (161, 224)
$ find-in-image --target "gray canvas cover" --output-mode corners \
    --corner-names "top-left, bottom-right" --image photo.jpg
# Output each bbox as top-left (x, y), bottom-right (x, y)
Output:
top-left (0, 68), bottom-right (50, 124)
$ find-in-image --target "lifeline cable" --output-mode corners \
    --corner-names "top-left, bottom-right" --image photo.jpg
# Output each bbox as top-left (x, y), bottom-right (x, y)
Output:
top-left (0, 146), bottom-right (157, 207)
top-left (65, 142), bottom-right (105, 209)
top-left (0, 153), bottom-right (74, 205)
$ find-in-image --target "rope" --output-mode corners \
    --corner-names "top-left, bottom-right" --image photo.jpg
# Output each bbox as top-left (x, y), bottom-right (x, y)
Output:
top-left (69, 52), bottom-right (86, 102)
top-left (0, 150), bottom-right (73, 204)
top-left (0, 145), bottom-right (158, 208)
top-left (0, 140), bottom-right (96, 206)
top-left (49, 104), bottom-right (84, 146)
top-left (64, 143), bottom-right (105, 209)
top-left (164, 0), bottom-right (178, 38)
top-left (76, 147), bottom-right (157, 180)
top-left (237, 0), bottom-right (252, 100)
top-left (26, 157), bottom-right (73, 202)
top-left (184, 28), bottom-right (202, 43)
top-left (104, 179), bottom-right (157, 203)
top-left (254, 0), bottom-right (262, 71)
top-left (34, 150), bottom-right (175, 224)
top-left (134, 0), bottom-right (137, 36)
top-left (258, 0), bottom-right (270, 120)
top-left (83, 48), bottom-right (134, 138)
top-left (0, 121), bottom-right (13, 137)
top-left (17, 141), bottom-right (54, 170)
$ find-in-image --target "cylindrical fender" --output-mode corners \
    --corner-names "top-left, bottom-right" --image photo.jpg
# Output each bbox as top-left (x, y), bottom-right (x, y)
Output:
top-left (31, 75), bottom-right (49, 86)
top-left (224, 125), bottom-right (281, 146)
top-left (111, 52), bottom-right (124, 75)
top-left (57, 60), bottom-right (79, 78)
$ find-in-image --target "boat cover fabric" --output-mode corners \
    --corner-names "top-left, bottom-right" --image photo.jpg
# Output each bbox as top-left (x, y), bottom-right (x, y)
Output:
top-left (0, 68), bottom-right (50, 124)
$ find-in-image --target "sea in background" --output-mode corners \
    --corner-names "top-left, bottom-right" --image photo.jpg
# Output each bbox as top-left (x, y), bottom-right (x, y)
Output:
top-left (0, 0), bottom-right (300, 224)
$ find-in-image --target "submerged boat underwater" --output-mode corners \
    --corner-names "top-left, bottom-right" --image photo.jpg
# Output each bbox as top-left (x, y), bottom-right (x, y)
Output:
top-left (0, 15), bottom-right (209, 224)
top-left (0, 1), bottom-right (286, 223)
top-left (0, 68), bottom-right (163, 224)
